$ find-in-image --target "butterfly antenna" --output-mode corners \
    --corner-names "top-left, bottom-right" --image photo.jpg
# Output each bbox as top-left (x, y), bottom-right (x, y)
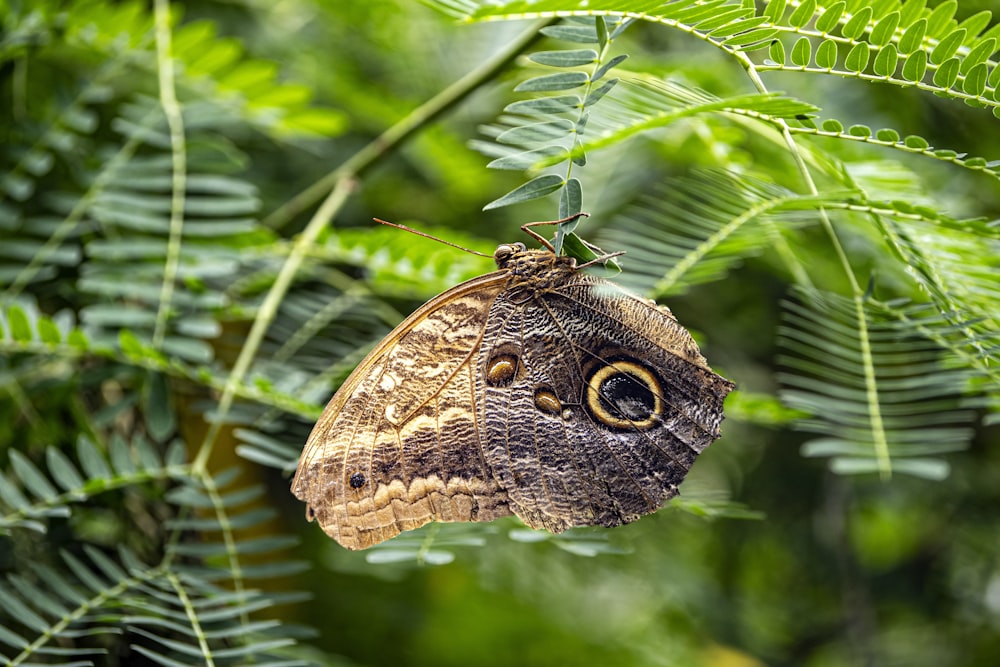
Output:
top-left (520, 212), bottom-right (590, 251)
top-left (373, 218), bottom-right (492, 258)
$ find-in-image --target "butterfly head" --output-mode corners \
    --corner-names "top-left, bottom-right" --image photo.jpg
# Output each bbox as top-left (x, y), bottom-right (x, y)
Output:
top-left (492, 242), bottom-right (528, 267)
top-left (493, 242), bottom-right (578, 283)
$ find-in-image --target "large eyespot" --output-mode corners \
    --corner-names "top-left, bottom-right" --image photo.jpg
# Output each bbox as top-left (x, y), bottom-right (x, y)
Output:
top-left (349, 472), bottom-right (367, 489)
top-left (485, 353), bottom-right (519, 387)
top-left (585, 360), bottom-right (663, 431)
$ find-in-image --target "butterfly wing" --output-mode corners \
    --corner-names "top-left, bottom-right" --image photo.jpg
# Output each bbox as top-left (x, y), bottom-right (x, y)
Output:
top-left (292, 273), bottom-right (514, 550)
top-left (477, 274), bottom-right (734, 533)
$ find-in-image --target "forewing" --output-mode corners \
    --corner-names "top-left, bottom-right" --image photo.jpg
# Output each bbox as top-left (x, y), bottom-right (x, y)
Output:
top-left (292, 274), bottom-right (513, 550)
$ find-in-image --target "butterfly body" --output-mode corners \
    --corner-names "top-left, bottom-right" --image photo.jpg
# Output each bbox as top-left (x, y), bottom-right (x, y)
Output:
top-left (292, 243), bottom-right (734, 550)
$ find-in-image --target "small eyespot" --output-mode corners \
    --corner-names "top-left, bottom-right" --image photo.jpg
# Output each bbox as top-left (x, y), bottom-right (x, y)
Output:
top-left (533, 387), bottom-right (562, 415)
top-left (349, 472), bottom-right (367, 489)
top-left (486, 353), bottom-right (519, 387)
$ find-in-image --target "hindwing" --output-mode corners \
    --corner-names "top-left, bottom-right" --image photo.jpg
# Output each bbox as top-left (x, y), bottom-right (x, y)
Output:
top-left (476, 272), bottom-right (733, 533)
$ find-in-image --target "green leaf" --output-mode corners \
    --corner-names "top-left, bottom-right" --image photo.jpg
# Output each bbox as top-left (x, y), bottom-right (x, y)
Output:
top-left (842, 6), bottom-right (873, 40)
top-left (892, 459), bottom-right (951, 480)
top-left (505, 95), bottom-right (581, 115)
top-left (849, 124), bottom-right (873, 137)
top-left (67, 329), bottom-right (89, 350)
top-left (483, 175), bottom-right (565, 210)
top-left (898, 17), bottom-right (927, 54)
top-left (0, 586), bottom-right (49, 632)
top-left (790, 37), bottom-right (812, 67)
top-left (560, 233), bottom-right (620, 273)
top-left (596, 15), bottom-right (608, 51)
top-left (496, 119), bottom-right (574, 145)
top-left (763, 0), bottom-right (787, 23)
top-left (904, 134), bottom-right (930, 149)
top-left (145, 372), bottom-right (176, 441)
top-left (58, 550), bottom-right (105, 596)
top-left (695, 8), bottom-right (753, 33)
top-left (724, 27), bottom-right (781, 48)
top-left (559, 178), bottom-right (583, 219)
top-left (815, 1), bottom-right (845, 33)
top-left (875, 128), bottom-right (900, 142)
top-left (932, 57), bottom-right (961, 88)
top-left (868, 0), bottom-right (898, 20)
top-left (540, 25), bottom-right (598, 44)
top-left (898, 0), bottom-right (926, 28)
top-left (46, 448), bottom-right (85, 493)
top-left (160, 441), bottom-right (184, 469)
top-left (0, 473), bottom-right (32, 512)
top-left (869, 11), bottom-right (900, 46)
top-left (77, 436), bottom-right (112, 481)
top-left (514, 72), bottom-right (589, 93)
top-left (22, 149), bottom-right (54, 177)
top-left (962, 62), bottom-right (988, 97)
top-left (956, 10), bottom-right (993, 43)
top-left (610, 16), bottom-right (631, 40)
top-left (788, 0), bottom-right (816, 29)
top-left (0, 624), bottom-right (27, 650)
top-left (709, 16), bottom-right (768, 39)
top-left (815, 39), bottom-right (838, 68)
top-left (845, 42), bottom-right (870, 72)
top-left (673, 1), bottom-right (732, 26)
top-left (901, 50), bottom-right (927, 82)
top-left (487, 146), bottom-right (568, 171)
top-left (822, 119), bottom-right (844, 132)
top-left (584, 78), bottom-right (618, 106)
top-left (528, 49), bottom-right (598, 67)
top-left (118, 329), bottom-right (146, 357)
top-left (135, 435), bottom-right (163, 471)
top-left (10, 451), bottom-right (58, 502)
top-left (35, 316), bottom-right (61, 345)
top-left (873, 43), bottom-right (899, 77)
top-left (769, 38), bottom-right (786, 65)
top-left (592, 54), bottom-right (628, 83)
top-left (82, 544), bottom-right (127, 582)
top-left (6, 305), bottom-right (32, 341)
top-left (960, 37), bottom-right (996, 74)
top-left (930, 28), bottom-right (966, 64)
top-left (109, 435), bottom-right (136, 475)
top-left (925, 0), bottom-right (957, 38)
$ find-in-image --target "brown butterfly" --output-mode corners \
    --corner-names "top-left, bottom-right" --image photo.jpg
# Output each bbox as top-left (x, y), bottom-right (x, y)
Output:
top-left (292, 225), bottom-right (734, 550)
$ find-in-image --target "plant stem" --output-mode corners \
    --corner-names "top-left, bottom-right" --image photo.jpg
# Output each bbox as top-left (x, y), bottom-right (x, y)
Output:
top-left (262, 18), bottom-right (556, 231)
top-left (152, 0), bottom-right (187, 350)
top-left (194, 176), bottom-right (353, 473)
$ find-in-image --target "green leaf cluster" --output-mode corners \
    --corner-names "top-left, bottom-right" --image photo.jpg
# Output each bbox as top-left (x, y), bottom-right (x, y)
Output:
top-left (2, 1), bottom-right (1000, 665)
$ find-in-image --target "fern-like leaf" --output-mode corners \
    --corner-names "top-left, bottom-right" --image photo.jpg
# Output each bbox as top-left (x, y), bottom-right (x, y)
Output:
top-left (778, 290), bottom-right (979, 480)
top-left (594, 170), bottom-right (835, 296)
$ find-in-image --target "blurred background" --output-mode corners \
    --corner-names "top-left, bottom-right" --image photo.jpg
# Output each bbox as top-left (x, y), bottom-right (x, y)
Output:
top-left (2, 1), bottom-right (998, 666)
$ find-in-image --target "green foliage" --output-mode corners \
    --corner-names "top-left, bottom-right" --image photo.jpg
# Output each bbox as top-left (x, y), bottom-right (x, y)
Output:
top-left (2, 0), bottom-right (999, 666)
top-left (779, 291), bottom-right (979, 480)
top-left (480, 15), bottom-right (635, 254)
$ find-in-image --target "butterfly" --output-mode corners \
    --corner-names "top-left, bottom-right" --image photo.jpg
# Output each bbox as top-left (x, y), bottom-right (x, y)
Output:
top-left (292, 227), bottom-right (734, 550)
